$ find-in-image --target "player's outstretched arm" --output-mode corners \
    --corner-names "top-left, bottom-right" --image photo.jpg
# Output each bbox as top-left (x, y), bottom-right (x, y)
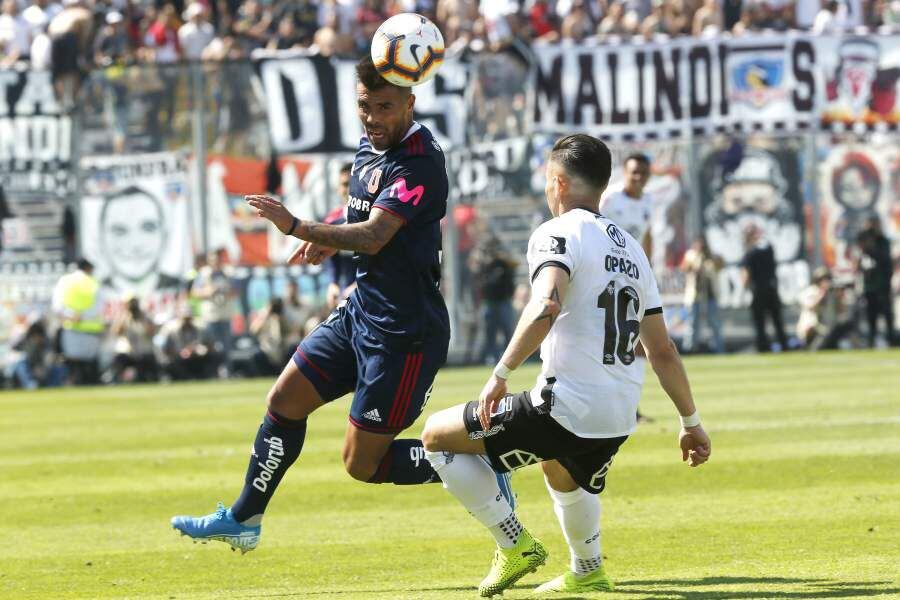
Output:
top-left (246, 195), bottom-right (403, 254)
top-left (476, 265), bottom-right (569, 429)
top-left (639, 313), bottom-right (711, 467)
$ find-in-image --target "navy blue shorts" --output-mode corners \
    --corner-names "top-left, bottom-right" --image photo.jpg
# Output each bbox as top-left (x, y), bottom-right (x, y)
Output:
top-left (293, 306), bottom-right (448, 434)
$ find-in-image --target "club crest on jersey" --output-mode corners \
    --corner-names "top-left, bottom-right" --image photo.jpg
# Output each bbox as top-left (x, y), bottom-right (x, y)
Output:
top-left (537, 236), bottom-right (567, 255)
top-left (606, 224), bottom-right (627, 248)
top-left (367, 168), bottom-right (383, 193)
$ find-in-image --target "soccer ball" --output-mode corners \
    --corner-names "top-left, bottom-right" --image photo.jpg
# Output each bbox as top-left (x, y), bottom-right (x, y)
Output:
top-left (371, 13), bottom-right (445, 87)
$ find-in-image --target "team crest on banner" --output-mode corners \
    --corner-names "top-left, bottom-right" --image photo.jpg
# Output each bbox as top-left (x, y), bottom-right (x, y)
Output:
top-left (731, 58), bottom-right (786, 108)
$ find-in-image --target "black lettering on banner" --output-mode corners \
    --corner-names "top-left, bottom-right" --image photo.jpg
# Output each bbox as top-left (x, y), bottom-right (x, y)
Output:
top-left (791, 40), bottom-right (815, 112)
top-left (535, 53), bottom-right (564, 123)
top-left (689, 45), bottom-right (712, 119)
top-left (718, 43), bottom-right (729, 117)
top-left (653, 48), bottom-right (682, 121)
top-left (635, 50), bottom-right (647, 124)
top-left (279, 71), bottom-right (301, 143)
top-left (574, 53), bottom-right (602, 125)
top-left (607, 53), bottom-right (628, 124)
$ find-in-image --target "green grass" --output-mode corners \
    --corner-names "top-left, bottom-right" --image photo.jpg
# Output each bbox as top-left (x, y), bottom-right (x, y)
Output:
top-left (2, 350), bottom-right (899, 599)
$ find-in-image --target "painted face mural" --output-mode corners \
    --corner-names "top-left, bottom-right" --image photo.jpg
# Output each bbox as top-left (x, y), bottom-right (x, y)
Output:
top-left (703, 148), bottom-right (802, 265)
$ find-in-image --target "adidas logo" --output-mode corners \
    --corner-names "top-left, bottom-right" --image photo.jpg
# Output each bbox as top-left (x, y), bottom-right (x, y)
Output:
top-left (363, 408), bottom-right (382, 422)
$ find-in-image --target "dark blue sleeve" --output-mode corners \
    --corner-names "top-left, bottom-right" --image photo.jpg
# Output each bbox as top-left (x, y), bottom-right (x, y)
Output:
top-left (372, 156), bottom-right (442, 224)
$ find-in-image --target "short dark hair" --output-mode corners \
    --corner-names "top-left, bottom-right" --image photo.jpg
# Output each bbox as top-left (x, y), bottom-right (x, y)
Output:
top-left (356, 55), bottom-right (407, 94)
top-left (550, 134), bottom-right (612, 191)
top-left (624, 152), bottom-right (650, 168)
top-left (340, 162), bottom-right (353, 174)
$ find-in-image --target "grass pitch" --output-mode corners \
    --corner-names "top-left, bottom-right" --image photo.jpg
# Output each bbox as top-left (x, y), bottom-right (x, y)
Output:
top-left (2, 350), bottom-right (899, 599)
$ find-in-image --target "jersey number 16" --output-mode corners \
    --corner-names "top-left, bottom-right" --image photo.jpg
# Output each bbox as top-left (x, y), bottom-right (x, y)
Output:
top-left (598, 282), bottom-right (640, 365)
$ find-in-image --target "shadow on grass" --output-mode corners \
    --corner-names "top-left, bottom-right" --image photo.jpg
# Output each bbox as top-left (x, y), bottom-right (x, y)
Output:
top-left (243, 577), bottom-right (898, 598)
top-left (613, 576), bottom-right (898, 599)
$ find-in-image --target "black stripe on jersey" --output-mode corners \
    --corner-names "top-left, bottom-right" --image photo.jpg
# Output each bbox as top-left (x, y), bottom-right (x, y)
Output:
top-left (531, 260), bottom-right (571, 282)
top-left (645, 306), bottom-right (663, 315)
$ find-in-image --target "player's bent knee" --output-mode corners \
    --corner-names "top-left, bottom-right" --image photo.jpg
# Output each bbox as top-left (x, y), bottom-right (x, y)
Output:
top-left (342, 452), bottom-right (379, 482)
top-left (421, 410), bottom-right (452, 452)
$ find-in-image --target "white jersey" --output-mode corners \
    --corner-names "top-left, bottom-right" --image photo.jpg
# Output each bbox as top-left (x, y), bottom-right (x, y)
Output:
top-left (598, 188), bottom-right (652, 243)
top-left (526, 208), bottom-right (663, 438)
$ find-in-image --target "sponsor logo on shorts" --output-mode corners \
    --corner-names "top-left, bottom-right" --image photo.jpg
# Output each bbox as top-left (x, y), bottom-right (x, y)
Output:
top-left (363, 408), bottom-right (382, 422)
top-left (498, 449), bottom-right (540, 471)
top-left (588, 457), bottom-right (615, 492)
top-left (468, 423), bottom-right (505, 440)
top-left (252, 436), bottom-right (285, 492)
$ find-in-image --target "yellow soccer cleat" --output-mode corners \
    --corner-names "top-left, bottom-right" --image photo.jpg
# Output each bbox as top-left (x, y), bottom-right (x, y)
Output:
top-left (533, 565), bottom-right (614, 594)
top-left (478, 529), bottom-right (548, 597)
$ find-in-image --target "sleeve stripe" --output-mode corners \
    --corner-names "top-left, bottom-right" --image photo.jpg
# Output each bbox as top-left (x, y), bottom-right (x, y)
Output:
top-left (531, 260), bottom-right (571, 282)
top-left (372, 203), bottom-right (408, 223)
top-left (645, 306), bottom-right (663, 315)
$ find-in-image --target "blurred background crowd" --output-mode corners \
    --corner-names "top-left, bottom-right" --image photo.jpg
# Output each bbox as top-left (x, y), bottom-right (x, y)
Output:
top-left (1, 1), bottom-right (898, 390)
top-left (1, 0), bottom-right (898, 77)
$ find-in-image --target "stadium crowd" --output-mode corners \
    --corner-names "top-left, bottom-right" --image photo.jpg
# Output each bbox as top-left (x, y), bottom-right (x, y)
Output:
top-left (1, 0), bottom-right (898, 75)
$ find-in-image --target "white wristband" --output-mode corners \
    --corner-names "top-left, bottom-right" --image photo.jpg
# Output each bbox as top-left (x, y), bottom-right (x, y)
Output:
top-left (680, 411), bottom-right (701, 428)
top-left (493, 362), bottom-right (513, 380)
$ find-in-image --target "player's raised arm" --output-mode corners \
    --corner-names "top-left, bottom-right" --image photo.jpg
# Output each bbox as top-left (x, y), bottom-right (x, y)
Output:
top-left (477, 265), bottom-right (569, 430)
top-left (639, 313), bottom-right (711, 467)
top-left (246, 195), bottom-right (403, 255)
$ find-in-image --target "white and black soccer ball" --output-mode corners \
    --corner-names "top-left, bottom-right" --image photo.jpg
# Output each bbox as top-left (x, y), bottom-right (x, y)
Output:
top-left (370, 13), bottom-right (445, 87)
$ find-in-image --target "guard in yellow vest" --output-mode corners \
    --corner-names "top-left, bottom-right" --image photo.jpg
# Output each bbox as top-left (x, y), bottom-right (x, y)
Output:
top-left (52, 259), bottom-right (105, 384)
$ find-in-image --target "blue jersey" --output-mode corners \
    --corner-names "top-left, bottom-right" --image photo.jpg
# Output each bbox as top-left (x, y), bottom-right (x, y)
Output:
top-left (345, 123), bottom-right (450, 343)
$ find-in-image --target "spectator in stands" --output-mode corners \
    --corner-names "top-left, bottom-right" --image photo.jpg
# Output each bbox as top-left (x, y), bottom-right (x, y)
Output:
top-left (11, 319), bottom-right (66, 389)
top-left (797, 267), bottom-right (856, 350)
top-left (144, 2), bottom-right (180, 63)
top-left (472, 235), bottom-right (517, 365)
top-left (812, 0), bottom-right (843, 32)
top-left (692, 0), bottom-right (724, 37)
top-left (355, 0), bottom-right (388, 53)
top-left (268, 14), bottom-right (304, 50)
top-left (109, 296), bottom-right (159, 383)
top-left (46, 0), bottom-right (94, 105)
top-left (249, 297), bottom-right (292, 376)
top-left (22, 0), bottom-right (62, 38)
top-left (560, 0), bottom-right (594, 40)
top-left (52, 258), bottom-right (104, 384)
top-left (179, 2), bottom-right (214, 60)
top-left (0, 0), bottom-right (32, 66)
top-left (94, 10), bottom-right (130, 153)
top-left (192, 249), bottom-right (234, 376)
top-left (282, 278), bottom-right (314, 341)
top-left (158, 308), bottom-right (215, 380)
top-left (681, 236), bottom-right (725, 354)
top-left (723, 0), bottom-right (744, 31)
top-left (275, 0), bottom-right (319, 46)
top-left (234, 0), bottom-right (272, 52)
top-left (740, 225), bottom-right (789, 352)
top-left (324, 162), bottom-right (357, 310)
top-left (856, 215), bottom-right (896, 347)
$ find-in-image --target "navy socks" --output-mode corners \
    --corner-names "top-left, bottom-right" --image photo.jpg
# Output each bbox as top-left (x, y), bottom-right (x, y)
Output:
top-left (367, 439), bottom-right (441, 485)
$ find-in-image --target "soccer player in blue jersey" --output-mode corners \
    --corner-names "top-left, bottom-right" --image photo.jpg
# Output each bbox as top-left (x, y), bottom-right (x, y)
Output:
top-left (170, 57), bottom-right (515, 552)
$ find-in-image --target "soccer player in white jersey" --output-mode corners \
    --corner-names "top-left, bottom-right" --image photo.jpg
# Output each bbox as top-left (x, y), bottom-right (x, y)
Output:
top-left (599, 152), bottom-right (653, 256)
top-left (600, 152), bottom-right (653, 421)
top-left (421, 135), bottom-right (711, 597)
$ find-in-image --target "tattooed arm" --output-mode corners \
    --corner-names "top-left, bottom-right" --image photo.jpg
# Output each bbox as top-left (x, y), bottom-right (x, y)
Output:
top-left (246, 195), bottom-right (403, 255)
top-left (476, 264), bottom-right (570, 429)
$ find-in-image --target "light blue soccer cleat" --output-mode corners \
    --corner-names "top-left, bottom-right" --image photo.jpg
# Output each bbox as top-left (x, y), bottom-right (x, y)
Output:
top-left (171, 502), bottom-right (260, 554)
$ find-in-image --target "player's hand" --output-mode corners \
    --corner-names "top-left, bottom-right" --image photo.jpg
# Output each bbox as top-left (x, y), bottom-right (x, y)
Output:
top-left (246, 195), bottom-right (296, 235)
top-left (477, 375), bottom-right (507, 431)
top-left (679, 424), bottom-right (711, 467)
top-left (288, 240), bottom-right (338, 266)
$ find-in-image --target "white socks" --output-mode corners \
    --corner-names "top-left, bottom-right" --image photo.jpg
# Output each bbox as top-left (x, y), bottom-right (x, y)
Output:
top-left (545, 480), bottom-right (602, 575)
top-left (425, 451), bottom-right (519, 547)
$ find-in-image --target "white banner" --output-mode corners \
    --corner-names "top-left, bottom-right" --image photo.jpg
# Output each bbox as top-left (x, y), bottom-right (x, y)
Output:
top-left (80, 153), bottom-right (192, 297)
